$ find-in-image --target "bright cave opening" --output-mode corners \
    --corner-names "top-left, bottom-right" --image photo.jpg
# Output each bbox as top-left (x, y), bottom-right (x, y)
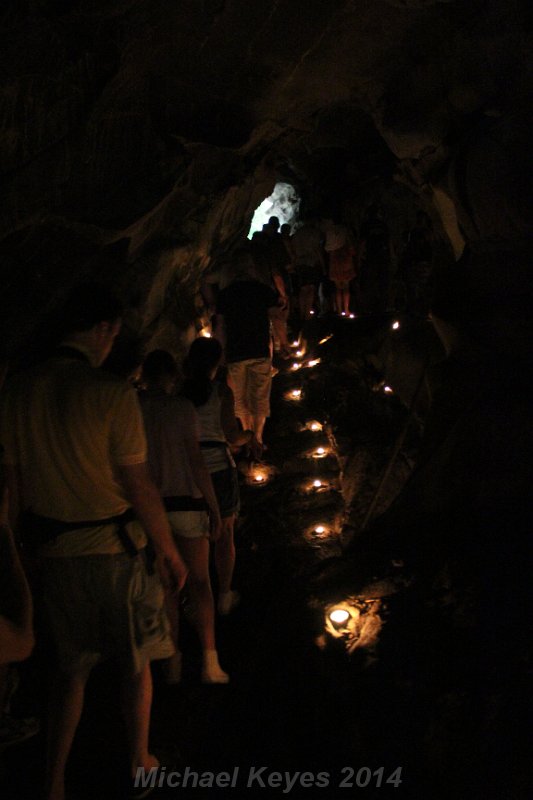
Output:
top-left (248, 181), bottom-right (301, 238)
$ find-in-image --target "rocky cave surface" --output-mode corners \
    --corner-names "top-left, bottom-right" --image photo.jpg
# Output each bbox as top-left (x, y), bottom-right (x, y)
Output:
top-left (0, 2), bottom-right (532, 799)
top-left (1, 0), bottom-right (531, 362)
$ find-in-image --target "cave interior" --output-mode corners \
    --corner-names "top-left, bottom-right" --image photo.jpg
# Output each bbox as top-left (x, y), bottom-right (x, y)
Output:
top-left (0, 1), bottom-right (532, 799)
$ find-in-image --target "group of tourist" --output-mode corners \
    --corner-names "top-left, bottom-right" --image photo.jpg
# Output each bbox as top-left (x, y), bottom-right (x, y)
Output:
top-left (205, 205), bottom-right (422, 330)
top-left (0, 204), bottom-right (435, 800)
top-left (0, 281), bottom-right (271, 800)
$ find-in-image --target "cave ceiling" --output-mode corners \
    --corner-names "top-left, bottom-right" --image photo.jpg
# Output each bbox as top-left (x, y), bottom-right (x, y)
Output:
top-left (0, 0), bottom-right (531, 355)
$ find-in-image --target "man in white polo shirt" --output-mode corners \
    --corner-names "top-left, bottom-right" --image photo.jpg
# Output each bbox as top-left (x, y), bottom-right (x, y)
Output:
top-left (0, 284), bottom-right (187, 800)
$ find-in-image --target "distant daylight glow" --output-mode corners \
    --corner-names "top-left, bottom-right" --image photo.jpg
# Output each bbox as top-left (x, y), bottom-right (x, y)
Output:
top-left (248, 182), bottom-right (301, 238)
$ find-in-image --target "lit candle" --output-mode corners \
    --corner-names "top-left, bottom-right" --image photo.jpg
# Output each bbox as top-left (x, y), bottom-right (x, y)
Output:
top-left (292, 340), bottom-right (299, 347)
top-left (309, 421), bottom-right (322, 432)
top-left (295, 349), bottom-right (304, 357)
top-left (349, 313), bottom-right (355, 319)
top-left (307, 358), bottom-right (320, 367)
top-left (329, 608), bottom-right (350, 627)
top-left (291, 362), bottom-right (301, 371)
top-left (253, 473), bottom-right (265, 483)
top-left (384, 385), bottom-right (393, 394)
top-left (314, 525), bottom-right (326, 534)
top-left (392, 321), bottom-right (400, 330)
top-left (313, 447), bottom-right (326, 459)
top-left (341, 311), bottom-right (346, 316)
top-left (313, 479), bottom-right (322, 488)
top-left (198, 327), bottom-right (212, 338)
top-left (319, 334), bottom-right (333, 345)
top-left (310, 309), bottom-right (315, 315)
top-left (290, 389), bottom-right (302, 400)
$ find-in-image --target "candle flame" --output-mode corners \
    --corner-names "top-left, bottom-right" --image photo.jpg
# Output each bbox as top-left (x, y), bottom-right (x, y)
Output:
top-left (319, 334), bottom-right (333, 345)
top-left (392, 321), bottom-right (400, 330)
top-left (314, 525), bottom-right (326, 534)
top-left (384, 385), bottom-right (393, 394)
top-left (309, 421), bottom-right (322, 431)
top-left (313, 479), bottom-right (322, 488)
top-left (307, 358), bottom-right (320, 367)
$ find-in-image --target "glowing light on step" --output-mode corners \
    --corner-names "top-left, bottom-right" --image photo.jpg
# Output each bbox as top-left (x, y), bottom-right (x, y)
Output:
top-left (329, 608), bottom-right (350, 627)
top-left (319, 334), bottom-right (333, 345)
top-left (392, 320), bottom-right (400, 330)
top-left (286, 388), bottom-right (302, 402)
top-left (312, 447), bottom-right (327, 459)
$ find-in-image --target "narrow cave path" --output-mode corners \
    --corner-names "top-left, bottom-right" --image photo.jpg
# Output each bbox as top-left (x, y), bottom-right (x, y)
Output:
top-left (3, 315), bottom-right (419, 800)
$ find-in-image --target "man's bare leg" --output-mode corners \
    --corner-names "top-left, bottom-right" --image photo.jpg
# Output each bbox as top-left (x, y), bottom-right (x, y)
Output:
top-left (121, 663), bottom-right (160, 780)
top-left (252, 415), bottom-right (267, 445)
top-left (46, 667), bottom-right (92, 800)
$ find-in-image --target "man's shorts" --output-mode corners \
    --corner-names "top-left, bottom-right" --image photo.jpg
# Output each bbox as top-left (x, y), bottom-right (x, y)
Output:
top-left (41, 550), bottom-right (174, 675)
top-left (227, 357), bottom-right (272, 419)
top-left (167, 510), bottom-right (210, 540)
top-left (210, 466), bottom-right (240, 518)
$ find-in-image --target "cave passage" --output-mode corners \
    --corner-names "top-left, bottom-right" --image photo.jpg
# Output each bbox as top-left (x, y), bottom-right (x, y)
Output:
top-left (3, 314), bottom-right (416, 799)
top-left (248, 183), bottom-right (301, 238)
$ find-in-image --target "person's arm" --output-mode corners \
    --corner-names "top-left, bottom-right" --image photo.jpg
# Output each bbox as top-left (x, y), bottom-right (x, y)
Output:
top-left (212, 313), bottom-right (226, 354)
top-left (182, 424), bottom-right (223, 542)
top-left (0, 486), bottom-right (34, 664)
top-left (117, 463), bottom-right (188, 592)
top-left (272, 272), bottom-right (288, 307)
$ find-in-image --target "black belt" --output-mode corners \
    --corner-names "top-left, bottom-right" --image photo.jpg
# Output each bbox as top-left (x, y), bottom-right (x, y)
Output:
top-left (163, 496), bottom-right (207, 512)
top-left (20, 508), bottom-right (155, 571)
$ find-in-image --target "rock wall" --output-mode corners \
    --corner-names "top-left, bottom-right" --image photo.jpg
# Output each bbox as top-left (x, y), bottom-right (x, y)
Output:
top-left (1, 0), bottom-right (531, 359)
